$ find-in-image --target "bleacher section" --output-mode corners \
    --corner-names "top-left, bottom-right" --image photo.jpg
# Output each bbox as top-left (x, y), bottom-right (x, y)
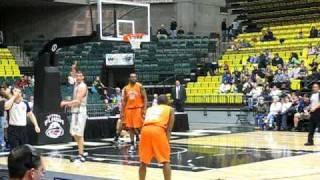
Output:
top-left (186, 21), bottom-right (320, 104)
top-left (136, 35), bottom-right (209, 84)
top-left (0, 48), bottom-right (22, 78)
top-left (185, 75), bottom-right (244, 104)
top-left (24, 35), bottom-right (211, 85)
top-left (238, 0), bottom-right (320, 28)
top-left (23, 39), bottom-right (48, 61)
top-left (223, 22), bottom-right (320, 77)
top-left (57, 41), bottom-right (132, 83)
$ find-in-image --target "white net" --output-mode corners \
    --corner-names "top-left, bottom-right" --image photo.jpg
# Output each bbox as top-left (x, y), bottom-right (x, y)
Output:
top-left (129, 37), bottom-right (142, 50)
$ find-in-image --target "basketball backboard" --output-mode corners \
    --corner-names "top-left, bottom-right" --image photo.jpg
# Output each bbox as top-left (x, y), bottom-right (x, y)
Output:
top-left (97, 0), bottom-right (150, 42)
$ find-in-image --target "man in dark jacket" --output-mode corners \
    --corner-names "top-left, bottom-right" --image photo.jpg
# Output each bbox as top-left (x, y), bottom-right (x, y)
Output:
top-left (171, 80), bottom-right (186, 112)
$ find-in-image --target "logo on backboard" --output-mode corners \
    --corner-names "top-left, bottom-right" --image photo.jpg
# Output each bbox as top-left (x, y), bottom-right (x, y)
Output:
top-left (44, 114), bottom-right (65, 139)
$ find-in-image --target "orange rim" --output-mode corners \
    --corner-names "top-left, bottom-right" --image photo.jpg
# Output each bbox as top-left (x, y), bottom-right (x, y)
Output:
top-left (123, 33), bottom-right (145, 42)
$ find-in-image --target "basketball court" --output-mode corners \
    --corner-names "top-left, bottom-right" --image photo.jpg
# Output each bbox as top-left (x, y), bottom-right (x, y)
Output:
top-left (1, 130), bottom-right (320, 179)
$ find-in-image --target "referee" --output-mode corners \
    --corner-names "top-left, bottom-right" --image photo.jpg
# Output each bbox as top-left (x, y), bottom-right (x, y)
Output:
top-left (305, 82), bottom-right (320, 146)
top-left (4, 87), bottom-right (40, 149)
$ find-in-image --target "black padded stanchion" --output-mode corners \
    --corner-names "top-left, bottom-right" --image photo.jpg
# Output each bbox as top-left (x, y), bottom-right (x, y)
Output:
top-left (32, 53), bottom-right (71, 145)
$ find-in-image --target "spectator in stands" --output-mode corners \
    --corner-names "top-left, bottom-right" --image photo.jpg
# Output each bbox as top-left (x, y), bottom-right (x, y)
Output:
top-left (8, 144), bottom-right (45, 180)
top-left (267, 96), bottom-right (282, 129)
top-left (270, 85), bottom-right (282, 97)
top-left (262, 28), bottom-right (275, 41)
top-left (296, 30), bottom-right (304, 39)
top-left (1, 82), bottom-right (11, 96)
top-left (255, 97), bottom-right (268, 130)
top-left (111, 87), bottom-right (122, 115)
top-left (227, 24), bottom-right (234, 38)
top-left (152, 94), bottom-right (158, 106)
top-left (241, 66), bottom-right (251, 77)
top-left (308, 44), bottom-right (317, 55)
top-left (177, 26), bottom-right (185, 35)
top-left (92, 76), bottom-right (105, 94)
top-left (265, 66), bottom-right (274, 84)
top-left (221, 18), bottom-right (227, 42)
top-left (16, 76), bottom-right (30, 89)
top-left (219, 81), bottom-right (231, 93)
top-left (251, 65), bottom-right (259, 82)
top-left (293, 94), bottom-right (310, 131)
top-left (222, 72), bottom-right (233, 84)
top-left (231, 40), bottom-right (240, 50)
top-left (229, 83), bottom-right (238, 93)
top-left (28, 96), bottom-right (34, 111)
top-left (103, 89), bottom-right (112, 111)
top-left (222, 62), bottom-right (230, 73)
top-left (309, 26), bottom-right (318, 38)
top-left (309, 59), bottom-right (319, 72)
top-left (157, 24), bottom-right (169, 40)
top-left (247, 84), bottom-right (262, 109)
top-left (288, 64), bottom-right (301, 79)
top-left (261, 85), bottom-right (272, 101)
top-left (308, 69), bottom-right (320, 84)
top-left (170, 18), bottom-right (177, 38)
top-left (28, 76), bottom-right (35, 87)
top-left (0, 88), bottom-right (8, 150)
top-left (239, 39), bottom-right (251, 48)
top-left (288, 52), bottom-right (301, 68)
top-left (241, 76), bottom-right (253, 94)
top-left (272, 53), bottom-right (284, 67)
top-left (280, 68), bottom-right (290, 88)
top-left (264, 50), bottom-right (273, 61)
top-left (231, 20), bottom-right (240, 37)
top-left (233, 68), bottom-right (242, 91)
top-left (298, 64), bottom-right (308, 80)
top-left (258, 53), bottom-right (268, 69)
top-left (68, 72), bottom-right (76, 86)
top-left (251, 35), bottom-right (258, 43)
top-left (256, 74), bottom-right (265, 86)
top-left (279, 96), bottom-right (292, 130)
top-left (316, 44), bottom-right (320, 55)
top-left (247, 55), bottom-right (258, 64)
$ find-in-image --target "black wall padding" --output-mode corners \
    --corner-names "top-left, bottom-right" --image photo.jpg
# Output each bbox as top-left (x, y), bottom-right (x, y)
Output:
top-left (33, 53), bottom-right (71, 145)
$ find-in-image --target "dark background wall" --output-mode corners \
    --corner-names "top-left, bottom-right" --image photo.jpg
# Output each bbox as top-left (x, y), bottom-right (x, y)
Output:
top-left (0, 1), bottom-right (231, 44)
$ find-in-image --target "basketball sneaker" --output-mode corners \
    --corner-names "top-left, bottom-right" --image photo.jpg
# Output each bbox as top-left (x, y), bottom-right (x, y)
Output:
top-left (135, 135), bottom-right (140, 142)
top-left (70, 155), bottom-right (86, 163)
top-left (128, 145), bottom-right (136, 153)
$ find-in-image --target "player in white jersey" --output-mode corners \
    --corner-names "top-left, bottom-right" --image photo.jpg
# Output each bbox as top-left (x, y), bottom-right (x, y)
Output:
top-left (61, 71), bottom-right (88, 162)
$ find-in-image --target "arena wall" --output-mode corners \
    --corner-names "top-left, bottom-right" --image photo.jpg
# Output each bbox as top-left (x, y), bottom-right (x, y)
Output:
top-left (0, 0), bottom-right (231, 43)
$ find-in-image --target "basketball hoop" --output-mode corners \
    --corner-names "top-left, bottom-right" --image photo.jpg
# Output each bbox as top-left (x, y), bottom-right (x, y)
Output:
top-left (123, 33), bottom-right (144, 50)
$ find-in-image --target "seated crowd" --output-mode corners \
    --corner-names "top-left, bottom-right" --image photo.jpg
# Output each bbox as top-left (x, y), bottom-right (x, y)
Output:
top-left (156, 18), bottom-right (185, 39)
top-left (218, 48), bottom-right (320, 131)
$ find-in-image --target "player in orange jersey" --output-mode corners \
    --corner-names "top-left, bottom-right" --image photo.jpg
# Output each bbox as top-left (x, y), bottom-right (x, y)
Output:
top-left (121, 73), bottom-right (147, 152)
top-left (139, 95), bottom-right (175, 180)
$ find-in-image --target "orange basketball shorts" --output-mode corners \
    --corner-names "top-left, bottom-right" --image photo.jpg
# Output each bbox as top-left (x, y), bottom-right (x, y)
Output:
top-left (124, 108), bottom-right (143, 128)
top-left (139, 125), bottom-right (170, 164)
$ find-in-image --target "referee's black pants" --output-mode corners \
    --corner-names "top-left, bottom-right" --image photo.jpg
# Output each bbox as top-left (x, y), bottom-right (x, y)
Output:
top-left (307, 110), bottom-right (320, 143)
top-left (8, 125), bottom-right (28, 149)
